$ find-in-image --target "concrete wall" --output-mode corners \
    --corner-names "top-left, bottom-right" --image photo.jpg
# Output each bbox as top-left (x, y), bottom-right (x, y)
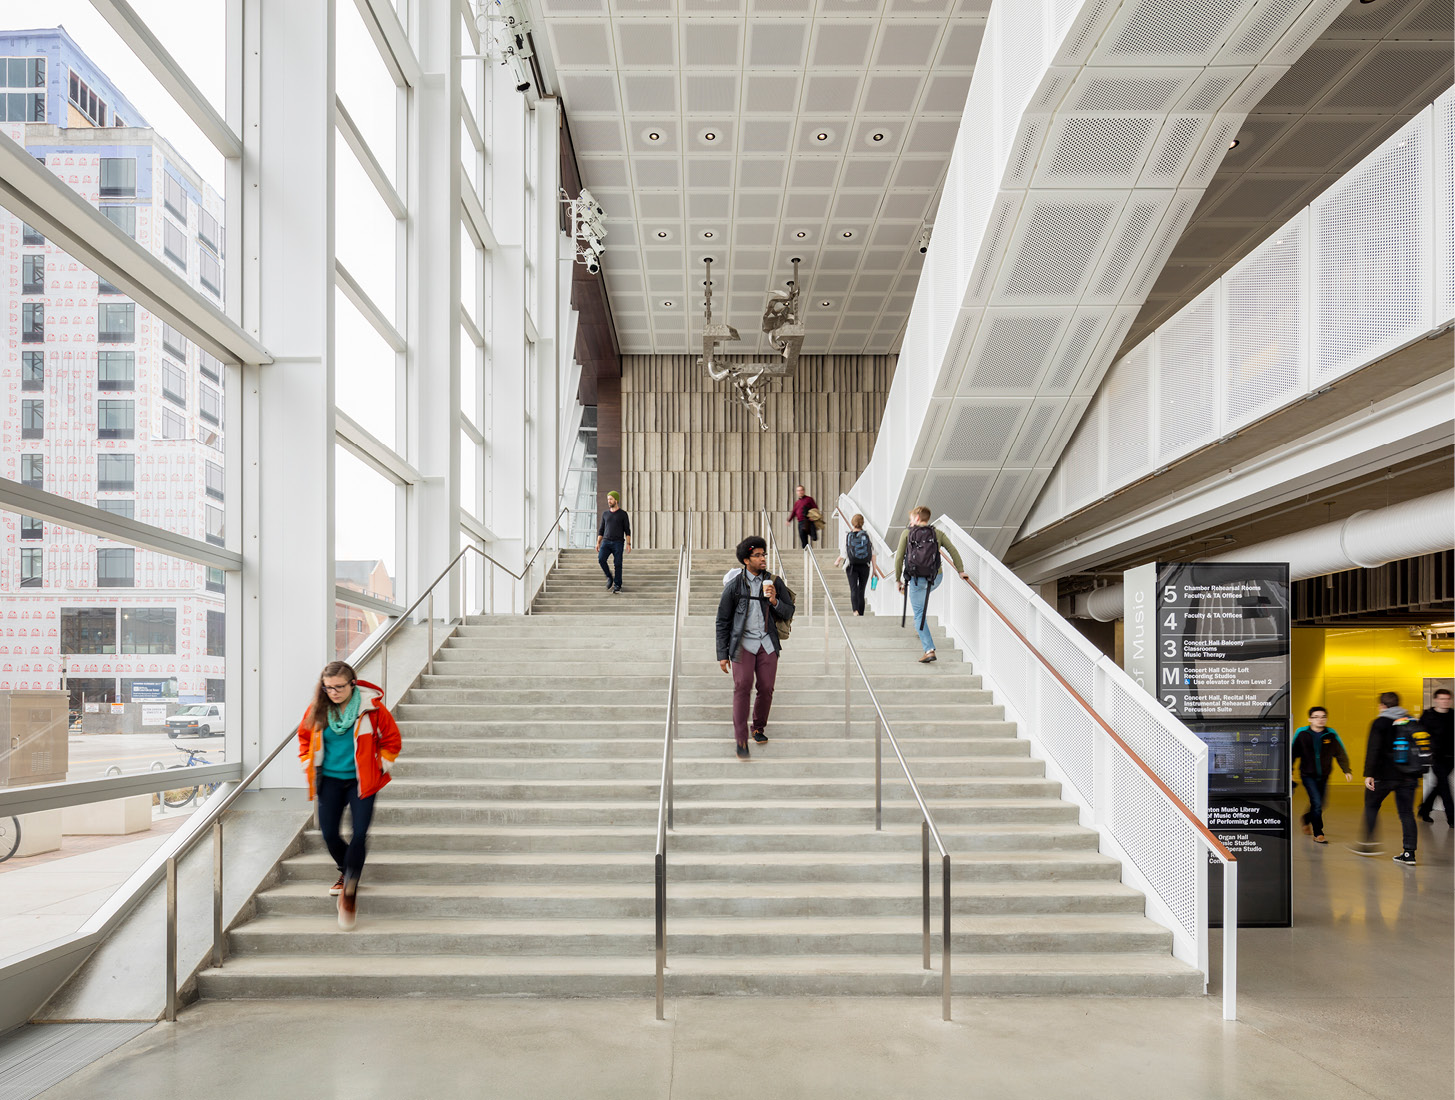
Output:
top-left (620, 354), bottom-right (896, 549)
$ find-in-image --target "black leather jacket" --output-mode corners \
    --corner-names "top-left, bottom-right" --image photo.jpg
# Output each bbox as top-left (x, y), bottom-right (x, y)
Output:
top-left (716, 570), bottom-right (795, 662)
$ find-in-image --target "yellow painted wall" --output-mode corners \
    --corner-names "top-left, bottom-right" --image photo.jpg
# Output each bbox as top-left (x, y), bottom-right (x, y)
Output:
top-left (1292, 627), bottom-right (1455, 771)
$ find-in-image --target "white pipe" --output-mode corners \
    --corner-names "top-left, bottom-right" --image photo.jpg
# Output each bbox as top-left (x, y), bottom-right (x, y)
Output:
top-left (1069, 489), bottom-right (1455, 620)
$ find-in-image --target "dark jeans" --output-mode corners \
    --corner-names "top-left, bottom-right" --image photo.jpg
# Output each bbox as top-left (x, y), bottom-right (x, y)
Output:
top-left (317, 774), bottom-right (376, 880)
top-left (796, 521), bottom-right (817, 549)
top-left (732, 646), bottom-right (779, 747)
top-left (1363, 778), bottom-right (1418, 853)
top-left (1421, 764), bottom-right (1454, 823)
top-left (1301, 774), bottom-right (1330, 836)
top-left (598, 539), bottom-right (624, 588)
top-left (847, 562), bottom-right (870, 615)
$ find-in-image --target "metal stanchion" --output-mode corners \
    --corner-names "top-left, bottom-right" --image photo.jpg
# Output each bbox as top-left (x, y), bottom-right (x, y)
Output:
top-left (165, 857), bottom-right (178, 1021)
top-left (212, 820), bottom-right (224, 967)
top-left (921, 821), bottom-right (931, 969)
top-left (874, 712), bottom-right (883, 831)
top-left (427, 592), bottom-right (435, 677)
top-left (942, 854), bottom-right (953, 1022)
top-left (842, 641), bottom-right (851, 738)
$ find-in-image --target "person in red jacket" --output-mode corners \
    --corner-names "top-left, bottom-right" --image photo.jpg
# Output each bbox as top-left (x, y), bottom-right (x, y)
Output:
top-left (296, 660), bottom-right (401, 930)
top-left (787, 484), bottom-right (819, 550)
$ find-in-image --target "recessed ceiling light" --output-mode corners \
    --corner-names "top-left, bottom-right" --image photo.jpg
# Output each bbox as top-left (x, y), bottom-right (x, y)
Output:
top-left (647, 132), bottom-right (661, 141)
top-left (662, 301), bottom-right (673, 307)
top-left (795, 231), bottom-right (807, 238)
top-left (820, 300), bottom-right (831, 307)
top-left (703, 230), bottom-right (715, 238)
top-left (871, 132), bottom-right (885, 142)
top-left (1228, 138), bottom-right (1240, 149)
top-left (841, 230), bottom-right (854, 238)
top-left (704, 132), bottom-right (716, 141)
top-left (656, 230), bottom-right (669, 238)
top-left (816, 132), bottom-right (829, 141)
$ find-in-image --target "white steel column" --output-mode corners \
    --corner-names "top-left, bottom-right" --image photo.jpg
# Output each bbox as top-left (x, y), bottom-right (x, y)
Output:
top-left (485, 65), bottom-right (528, 608)
top-left (534, 97), bottom-right (562, 552)
top-left (242, 0), bottom-right (336, 783)
top-left (407, 0), bottom-right (462, 616)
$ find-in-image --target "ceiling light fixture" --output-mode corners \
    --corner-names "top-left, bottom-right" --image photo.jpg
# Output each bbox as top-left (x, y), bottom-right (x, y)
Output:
top-left (816, 132), bottom-right (829, 141)
top-left (647, 131), bottom-right (661, 141)
top-left (1228, 138), bottom-right (1240, 149)
top-left (795, 231), bottom-right (807, 238)
top-left (871, 132), bottom-right (885, 142)
top-left (663, 301), bottom-right (673, 307)
top-left (841, 230), bottom-right (854, 238)
top-left (704, 132), bottom-right (716, 141)
top-left (656, 230), bottom-right (668, 238)
top-left (703, 230), bottom-right (715, 238)
top-left (820, 300), bottom-right (831, 307)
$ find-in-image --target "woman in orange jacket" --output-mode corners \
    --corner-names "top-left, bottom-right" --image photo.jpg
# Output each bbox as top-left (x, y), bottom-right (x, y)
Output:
top-left (296, 660), bottom-right (401, 930)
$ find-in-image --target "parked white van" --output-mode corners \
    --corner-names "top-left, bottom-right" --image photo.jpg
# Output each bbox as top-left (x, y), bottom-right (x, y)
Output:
top-left (166, 703), bottom-right (226, 738)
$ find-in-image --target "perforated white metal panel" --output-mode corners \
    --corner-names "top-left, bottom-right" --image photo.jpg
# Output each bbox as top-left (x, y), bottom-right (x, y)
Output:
top-left (965, 312), bottom-right (1069, 391)
top-left (1439, 94), bottom-right (1455, 323)
top-left (1313, 114), bottom-right (1430, 383)
top-left (1156, 289), bottom-right (1218, 461)
top-left (1224, 218), bottom-right (1305, 428)
top-left (1060, 409), bottom-right (1102, 513)
top-left (1102, 343), bottom-right (1152, 484)
top-left (937, 402), bottom-right (1024, 465)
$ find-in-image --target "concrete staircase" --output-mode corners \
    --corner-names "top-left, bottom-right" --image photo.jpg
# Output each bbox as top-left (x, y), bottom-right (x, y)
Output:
top-left (196, 547), bottom-right (1202, 1000)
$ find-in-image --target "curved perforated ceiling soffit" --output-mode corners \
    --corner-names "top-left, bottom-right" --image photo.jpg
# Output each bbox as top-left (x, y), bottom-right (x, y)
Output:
top-left (848, 0), bottom-right (1352, 557)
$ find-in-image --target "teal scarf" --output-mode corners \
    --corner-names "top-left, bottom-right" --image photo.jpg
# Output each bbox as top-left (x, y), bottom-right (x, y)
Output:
top-left (327, 687), bottom-right (363, 735)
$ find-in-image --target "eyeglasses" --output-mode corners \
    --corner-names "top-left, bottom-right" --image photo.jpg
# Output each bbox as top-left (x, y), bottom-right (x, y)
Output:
top-left (323, 681), bottom-right (353, 694)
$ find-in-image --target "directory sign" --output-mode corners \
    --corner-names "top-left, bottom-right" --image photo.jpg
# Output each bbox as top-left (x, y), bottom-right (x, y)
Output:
top-left (1185, 720), bottom-right (1288, 797)
top-left (1207, 800), bottom-right (1291, 927)
top-left (1154, 562), bottom-right (1290, 720)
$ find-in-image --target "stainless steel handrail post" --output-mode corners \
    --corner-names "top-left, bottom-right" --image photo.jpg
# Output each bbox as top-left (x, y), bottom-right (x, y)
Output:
top-left (941, 854), bottom-right (952, 1021)
top-left (874, 712), bottom-right (883, 831)
top-left (1222, 858), bottom-right (1237, 1020)
top-left (654, 516), bottom-right (691, 1021)
top-left (165, 856), bottom-right (178, 1021)
top-left (921, 821), bottom-right (930, 969)
top-left (427, 592), bottom-right (435, 677)
top-left (842, 640), bottom-right (851, 738)
top-left (212, 820), bottom-right (223, 967)
top-left (655, 851), bottom-right (666, 1021)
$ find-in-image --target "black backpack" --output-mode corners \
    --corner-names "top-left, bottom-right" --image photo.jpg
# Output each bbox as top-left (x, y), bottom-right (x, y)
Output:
top-left (1389, 716), bottom-right (1433, 776)
top-left (903, 525), bottom-right (941, 580)
top-left (846, 530), bottom-right (871, 563)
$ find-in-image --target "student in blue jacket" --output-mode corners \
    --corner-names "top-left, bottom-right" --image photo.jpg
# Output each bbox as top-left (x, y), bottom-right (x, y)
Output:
top-left (1291, 706), bottom-right (1352, 844)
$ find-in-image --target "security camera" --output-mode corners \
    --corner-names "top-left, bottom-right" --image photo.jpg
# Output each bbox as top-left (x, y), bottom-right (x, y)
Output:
top-left (587, 235), bottom-right (604, 252)
top-left (584, 253), bottom-right (600, 274)
top-left (915, 226), bottom-right (932, 254)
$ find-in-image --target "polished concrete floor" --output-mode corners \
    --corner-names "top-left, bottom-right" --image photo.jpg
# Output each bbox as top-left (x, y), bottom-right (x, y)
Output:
top-left (30, 790), bottom-right (1455, 1100)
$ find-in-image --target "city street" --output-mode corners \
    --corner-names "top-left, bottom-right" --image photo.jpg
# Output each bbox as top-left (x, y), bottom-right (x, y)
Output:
top-left (62, 731), bottom-right (226, 782)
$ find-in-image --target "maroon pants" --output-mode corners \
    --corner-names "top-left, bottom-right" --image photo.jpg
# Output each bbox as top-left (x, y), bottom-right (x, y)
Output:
top-left (732, 646), bottom-right (779, 746)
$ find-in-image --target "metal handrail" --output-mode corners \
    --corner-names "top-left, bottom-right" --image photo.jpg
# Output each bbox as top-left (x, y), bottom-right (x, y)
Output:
top-left (654, 512), bottom-right (691, 1020)
top-left (163, 505), bottom-right (573, 1021)
top-left (947, 559), bottom-right (1239, 1020)
top-left (354, 506), bottom-right (571, 699)
top-left (163, 723), bottom-right (300, 1021)
top-left (767, 515), bottom-right (954, 1021)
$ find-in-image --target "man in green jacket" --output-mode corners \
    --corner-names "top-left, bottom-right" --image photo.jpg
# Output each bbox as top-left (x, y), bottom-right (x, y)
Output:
top-left (894, 506), bottom-right (968, 663)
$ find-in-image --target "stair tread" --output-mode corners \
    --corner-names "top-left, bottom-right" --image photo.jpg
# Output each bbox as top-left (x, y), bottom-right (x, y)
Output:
top-left (283, 849), bottom-right (1114, 866)
top-left (262, 880), bottom-right (1139, 900)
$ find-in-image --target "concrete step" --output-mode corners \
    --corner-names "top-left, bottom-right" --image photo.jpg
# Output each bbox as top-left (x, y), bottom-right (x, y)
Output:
top-left (196, 952), bottom-right (1203, 999)
top-left (226, 914), bottom-right (1171, 958)
top-left (393, 755), bottom-right (1045, 781)
top-left (294, 821), bottom-right (1101, 854)
top-left (391, 703), bottom-right (1001, 723)
top-left (377, 776), bottom-right (1063, 802)
top-left (400, 686), bottom-right (994, 707)
top-left (254, 879), bottom-right (1142, 920)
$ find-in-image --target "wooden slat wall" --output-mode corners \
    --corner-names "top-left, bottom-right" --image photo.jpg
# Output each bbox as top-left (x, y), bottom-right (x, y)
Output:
top-left (619, 354), bottom-right (897, 548)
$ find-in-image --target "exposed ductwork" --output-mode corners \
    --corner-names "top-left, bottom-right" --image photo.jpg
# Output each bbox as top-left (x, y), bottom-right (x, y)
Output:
top-left (1068, 489), bottom-right (1455, 621)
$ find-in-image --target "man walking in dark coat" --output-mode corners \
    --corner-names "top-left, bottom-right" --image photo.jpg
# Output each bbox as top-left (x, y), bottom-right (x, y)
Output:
top-left (1291, 706), bottom-right (1352, 844)
top-left (716, 536), bottom-right (794, 760)
top-left (1349, 692), bottom-right (1422, 865)
top-left (595, 491), bottom-right (631, 594)
top-left (1417, 688), bottom-right (1453, 826)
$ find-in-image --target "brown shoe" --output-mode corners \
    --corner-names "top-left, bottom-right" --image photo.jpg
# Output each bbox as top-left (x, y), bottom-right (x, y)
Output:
top-left (918, 651), bottom-right (936, 663)
top-left (337, 877), bottom-right (358, 930)
top-left (1313, 835), bottom-right (1327, 844)
top-left (1301, 822), bottom-right (1313, 836)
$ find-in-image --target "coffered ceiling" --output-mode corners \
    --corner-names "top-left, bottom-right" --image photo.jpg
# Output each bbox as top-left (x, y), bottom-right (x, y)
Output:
top-left (533, 0), bottom-right (990, 356)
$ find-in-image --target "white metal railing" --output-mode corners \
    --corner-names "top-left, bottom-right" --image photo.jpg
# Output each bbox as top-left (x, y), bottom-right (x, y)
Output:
top-left (841, 492), bottom-right (1238, 1020)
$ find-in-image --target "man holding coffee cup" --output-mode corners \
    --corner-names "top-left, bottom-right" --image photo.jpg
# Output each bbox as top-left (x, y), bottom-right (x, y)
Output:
top-left (716, 536), bottom-right (796, 760)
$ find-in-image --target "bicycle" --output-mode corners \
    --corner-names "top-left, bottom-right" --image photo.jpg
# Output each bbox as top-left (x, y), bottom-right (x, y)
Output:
top-left (162, 746), bottom-right (222, 809)
top-left (0, 816), bottom-right (19, 862)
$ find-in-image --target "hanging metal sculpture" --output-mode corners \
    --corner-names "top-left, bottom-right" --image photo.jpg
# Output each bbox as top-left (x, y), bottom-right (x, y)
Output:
top-left (696, 258), bottom-right (804, 431)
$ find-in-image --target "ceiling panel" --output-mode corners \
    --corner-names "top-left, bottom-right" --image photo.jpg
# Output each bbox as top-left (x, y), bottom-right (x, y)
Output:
top-left (541, 1), bottom-right (980, 354)
top-left (1126, 0), bottom-right (1454, 351)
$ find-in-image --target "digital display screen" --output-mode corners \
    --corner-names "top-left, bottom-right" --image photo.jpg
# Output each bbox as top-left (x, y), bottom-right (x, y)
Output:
top-left (1186, 720), bottom-right (1288, 797)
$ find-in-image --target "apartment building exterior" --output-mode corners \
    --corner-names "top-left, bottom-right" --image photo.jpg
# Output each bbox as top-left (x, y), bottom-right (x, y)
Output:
top-left (0, 28), bottom-right (227, 708)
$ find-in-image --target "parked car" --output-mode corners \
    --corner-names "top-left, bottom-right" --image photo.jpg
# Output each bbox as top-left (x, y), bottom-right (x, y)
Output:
top-left (166, 703), bottom-right (226, 738)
